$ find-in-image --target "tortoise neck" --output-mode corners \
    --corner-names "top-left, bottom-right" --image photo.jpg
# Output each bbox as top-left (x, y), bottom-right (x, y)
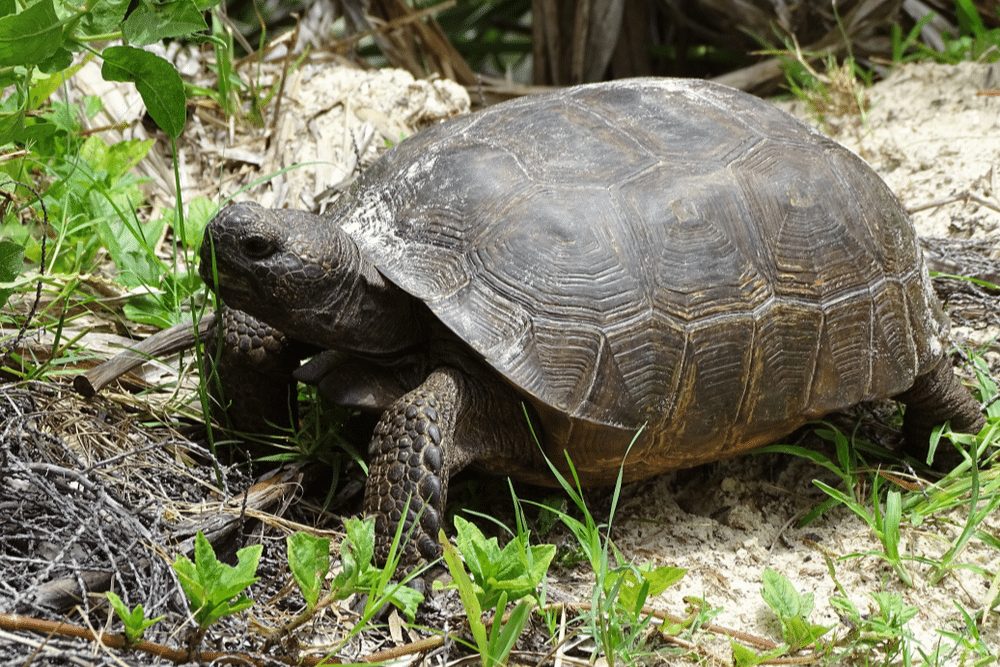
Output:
top-left (323, 232), bottom-right (427, 356)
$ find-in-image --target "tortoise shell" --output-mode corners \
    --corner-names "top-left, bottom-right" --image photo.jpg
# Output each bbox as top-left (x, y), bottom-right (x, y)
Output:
top-left (337, 78), bottom-right (947, 476)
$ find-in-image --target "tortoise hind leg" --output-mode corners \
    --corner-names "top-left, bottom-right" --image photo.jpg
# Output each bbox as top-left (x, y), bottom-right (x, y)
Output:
top-left (894, 357), bottom-right (985, 467)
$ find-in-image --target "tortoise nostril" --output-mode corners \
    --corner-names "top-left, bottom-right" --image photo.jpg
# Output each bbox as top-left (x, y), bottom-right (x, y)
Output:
top-left (242, 234), bottom-right (274, 259)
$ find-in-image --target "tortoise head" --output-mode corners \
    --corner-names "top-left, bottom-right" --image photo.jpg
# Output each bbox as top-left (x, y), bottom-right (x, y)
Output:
top-left (200, 202), bottom-right (355, 346)
top-left (200, 202), bottom-right (421, 354)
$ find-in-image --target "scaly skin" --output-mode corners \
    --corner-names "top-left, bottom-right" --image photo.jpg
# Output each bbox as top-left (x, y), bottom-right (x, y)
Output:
top-left (206, 306), bottom-right (307, 437)
top-left (362, 366), bottom-right (537, 566)
top-left (895, 356), bottom-right (985, 467)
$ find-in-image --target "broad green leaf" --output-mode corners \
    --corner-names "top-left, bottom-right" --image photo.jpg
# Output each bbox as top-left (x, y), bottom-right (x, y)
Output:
top-left (0, 108), bottom-right (23, 145)
top-left (761, 568), bottom-right (830, 650)
top-left (342, 517), bottom-right (375, 575)
top-left (0, 0), bottom-right (63, 67)
top-left (454, 515), bottom-right (497, 581)
top-left (731, 640), bottom-right (764, 667)
top-left (101, 46), bottom-right (186, 138)
top-left (123, 0), bottom-right (209, 46)
top-left (38, 47), bottom-right (73, 74)
top-left (80, 0), bottom-right (130, 35)
top-left (731, 640), bottom-right (787, 666)
top-left (30, 61), bottom-right (87, 110)
top-left (177, 196), bottom-right (217, 250)
top-left (215, 543), bottom-right (262, 600)
top-left (0, 239), bottom-right (24, 308)
top-left (761, 568), bottom-right (812, 619)
top-left (617, 563), bottom-right (686, 613)
top-left (0, 0), bottom-right (15, 17)
top-left (287, 532), bottom-right (330, 609)
top-left (641, 564), bottom-right (687, 595)
top-left (104, 138), bottom-right (155, 179)
top-left (171, 532), bottom-right (260, 628)
top-left (105, 591), bottom-right (164, 643)
top-left (41, 101), bottom-right (79, 134)
top-left (383, 581), bottom-right (422, 621)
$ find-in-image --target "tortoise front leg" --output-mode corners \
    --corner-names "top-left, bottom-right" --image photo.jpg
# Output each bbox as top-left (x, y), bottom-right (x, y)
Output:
top-left (206, 306), bottom-right (311, 437)
top-left (363, 366), bottom-right (535, 566)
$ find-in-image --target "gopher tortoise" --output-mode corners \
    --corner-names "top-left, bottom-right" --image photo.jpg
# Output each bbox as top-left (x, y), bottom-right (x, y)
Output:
top-left (200, 78), bottom-right (984, 564)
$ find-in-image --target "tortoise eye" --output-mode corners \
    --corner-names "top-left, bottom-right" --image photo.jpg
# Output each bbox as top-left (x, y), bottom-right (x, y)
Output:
top-left (242, 234), bottom-right (274, 259)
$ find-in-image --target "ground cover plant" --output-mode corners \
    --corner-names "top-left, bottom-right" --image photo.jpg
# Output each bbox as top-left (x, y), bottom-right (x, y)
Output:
top-left (1, 1), bottom-right (999, 665)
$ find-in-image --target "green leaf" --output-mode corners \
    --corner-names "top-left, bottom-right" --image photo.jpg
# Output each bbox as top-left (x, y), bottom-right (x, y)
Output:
top-left (617, 563), bottom-right (686, 613)
top-left (81, 0), bottom-right (131, 34)
top-left (287, 532), bottom-right (330, 609)
top-left (383, 581), bottom-right (423, 621)
top-left (0, 0), bottom-right (15, 18)
top-left (38, 47), bottom-right (73, 74)
top-left (440, 529), bottom-right (488, 654)
top-left (492, 599), bottom-right (532, 665)
top-left (731, 639), bottom-right (788, 666)
top-left (454, 515), bottom-right (498, 580)
top-left (177, 196), bottom-right (217, 250)
top-left (216, 543), bottom-right (262, 600)
top-left (105, 591), bottom-right (164, 643)
top-left (106, 138), bottom-right (156, 179)
top-left (0, 239), bottom-right (23, 308)
top-left (760, 568), bottom-right (830, 650)
top-left (956, 0), bottom-right (987, 38)
top-left (171, 532), bottom-right (261, 629)
top-left (122, 0), bottom-right (209, 46)
top-left (0, 108), bottom-right (23, 145)
top-left (451, 516), bottom-right (554, 609)
top-left (101, 46), bottom-right (186, 138)
top-left (762, 568), bottom-right (812, 619)
top-left (0, 0), bottom-right (63, 67)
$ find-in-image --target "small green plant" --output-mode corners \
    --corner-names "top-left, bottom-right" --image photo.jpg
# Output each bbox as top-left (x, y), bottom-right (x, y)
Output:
top-left (287, 531), bottom-right (330, 610)
top-left (439, 528), bottom-right (534, 667)
top-left (780, 51), bottom-right (871, 127)
top-left (762, 425), bottom-right (916, 585)
top-left (447, 514), bottom-right (555, 609)
top-left (760, 568), bottom-right (832, 652)
top-left (105, 591), bottom-right (164, 645)
top-left (263, 524), bottom-right (422, 651)
top-left (523, 420), bottom-right (687, 665)
top-left (171, 531), bottom-right (262, 630)
top-left (931, 601), bottom-right (997, 664)
top-left (331, 516), bottom-right (423, 621)
top-left (816, 474), bottom-right (912, 586)
top-left (893, 0), bottom-right (1000, 64)
top-left (830, 589), bottom-right (918, 663)
top-left (434, 503), bottom-right (555, 667)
